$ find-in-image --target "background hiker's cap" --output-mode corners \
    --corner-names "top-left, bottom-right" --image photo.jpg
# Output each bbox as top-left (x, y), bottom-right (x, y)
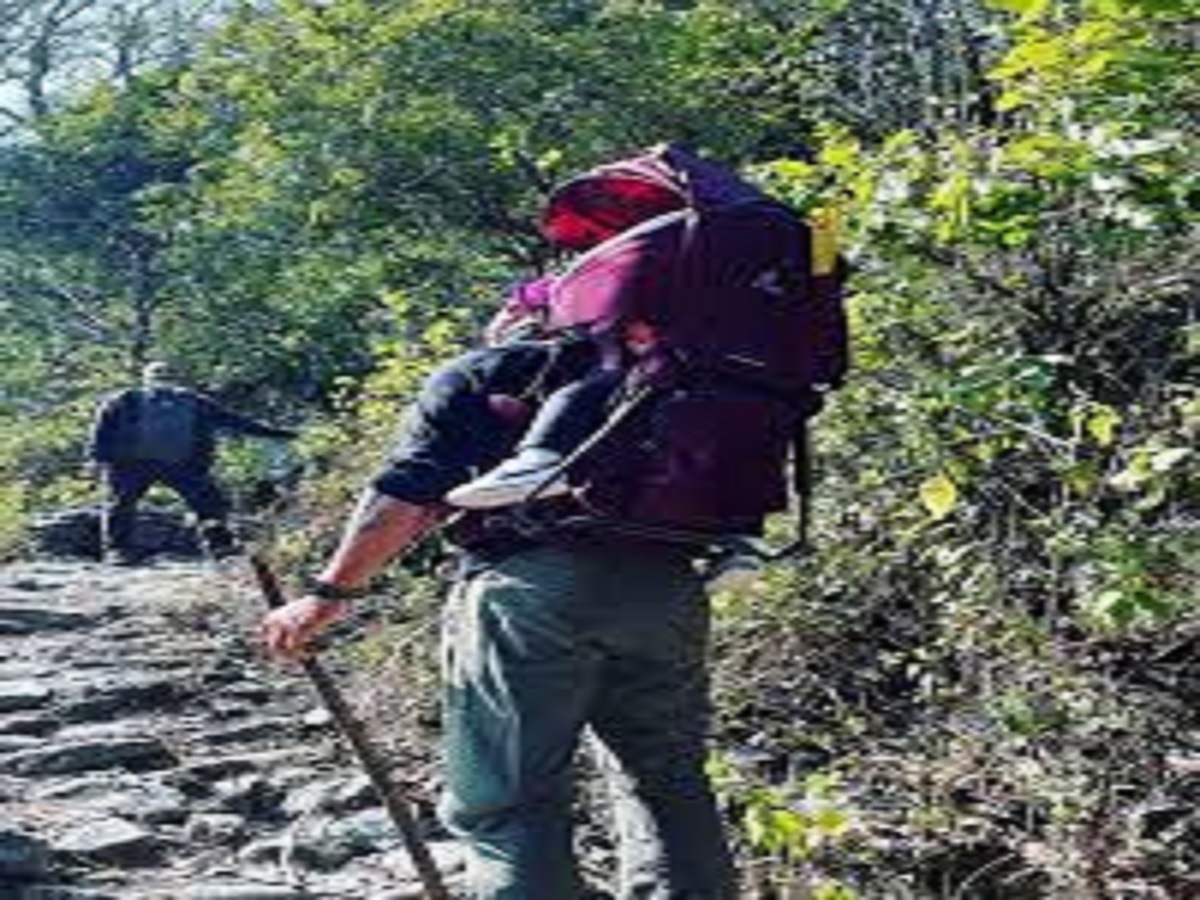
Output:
top-left (142, 361), bottom-right (172, 384)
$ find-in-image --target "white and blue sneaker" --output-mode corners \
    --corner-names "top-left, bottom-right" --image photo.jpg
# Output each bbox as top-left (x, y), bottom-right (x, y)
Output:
top-left (446, 448), bottom-right (572, 509)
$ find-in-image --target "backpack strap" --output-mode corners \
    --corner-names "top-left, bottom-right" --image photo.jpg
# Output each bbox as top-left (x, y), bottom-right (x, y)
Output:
top-left (790, 417), bottom-right (813, 554)
top-left (761, 404), bottom-right (819, 563)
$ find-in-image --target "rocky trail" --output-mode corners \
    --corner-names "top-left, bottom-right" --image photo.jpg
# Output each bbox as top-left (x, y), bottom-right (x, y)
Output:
top-left (0, 557), bottom-right (463, 900)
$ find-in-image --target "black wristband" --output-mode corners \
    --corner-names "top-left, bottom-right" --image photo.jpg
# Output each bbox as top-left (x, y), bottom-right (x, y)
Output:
top-left (306, 578), bottom-right (367, 601)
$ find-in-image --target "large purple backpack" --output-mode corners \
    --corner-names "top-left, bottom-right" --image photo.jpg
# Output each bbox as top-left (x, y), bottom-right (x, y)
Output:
top-left (538, 145), bottom-right (849, 545)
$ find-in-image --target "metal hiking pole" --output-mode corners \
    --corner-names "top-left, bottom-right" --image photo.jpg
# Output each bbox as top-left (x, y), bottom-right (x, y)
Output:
top-left (248, 553), bottom-right (451, 900)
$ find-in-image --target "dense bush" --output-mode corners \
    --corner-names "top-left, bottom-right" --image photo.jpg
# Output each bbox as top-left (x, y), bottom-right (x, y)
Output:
top-left (0, 0), bottom-right (1195, 893)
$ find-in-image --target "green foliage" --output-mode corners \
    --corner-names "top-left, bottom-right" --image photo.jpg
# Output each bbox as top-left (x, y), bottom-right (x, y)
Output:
top-left (711, 757), bottom-right (863, 896)
top-left (717, 1), bottom-right (1198, 892)
top-left (0, 391), bottom-right (98, 557)
top-left (0, 74), bottom-right (193, 370)
top-left (0, 480), bottom-right (31, 559)
top-left (0, 0), bottom-right (1197, 892)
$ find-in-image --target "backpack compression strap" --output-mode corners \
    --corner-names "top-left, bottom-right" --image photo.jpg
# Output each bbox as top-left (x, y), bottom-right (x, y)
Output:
top-left (785, 418), bottom-right (813, 558)
top-left (771, 206), bottom-right (846, 559)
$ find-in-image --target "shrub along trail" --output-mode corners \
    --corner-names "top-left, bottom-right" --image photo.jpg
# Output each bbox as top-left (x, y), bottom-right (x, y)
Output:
top-left (0, 558), bottom-right (462, 900)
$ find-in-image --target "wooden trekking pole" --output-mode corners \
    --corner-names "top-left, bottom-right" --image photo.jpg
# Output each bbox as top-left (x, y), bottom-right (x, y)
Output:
top-left (248, 553), bottom-right (452, 900)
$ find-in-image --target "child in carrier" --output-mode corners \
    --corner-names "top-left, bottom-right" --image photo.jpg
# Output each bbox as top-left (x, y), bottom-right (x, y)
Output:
top-left (435, 273), bottom-right (625, 511)
top-left (384, 275), bottom-right (589, 496)
top-left (448, 158), bottom-right (688, 512)
top-left (444, 281), bottom-right (763, 590)
top-left (394, 271), bottom-right (760, 591)
top-left (447, 315), bottom-right (634, 510)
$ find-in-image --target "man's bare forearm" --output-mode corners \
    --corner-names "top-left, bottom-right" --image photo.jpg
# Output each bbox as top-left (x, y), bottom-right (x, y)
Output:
top-left (315, 490), bottom-right (445, 590)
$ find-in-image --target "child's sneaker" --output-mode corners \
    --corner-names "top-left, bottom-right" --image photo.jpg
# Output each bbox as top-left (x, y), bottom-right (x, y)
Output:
top-left (446, 448), bottom-right (571, 509)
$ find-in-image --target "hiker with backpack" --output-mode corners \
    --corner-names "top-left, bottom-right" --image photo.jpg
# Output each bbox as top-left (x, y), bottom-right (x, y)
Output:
top-left (262, 144), bottom-right (848, 899)
top-left (88, 361), bottom-right (298, 563)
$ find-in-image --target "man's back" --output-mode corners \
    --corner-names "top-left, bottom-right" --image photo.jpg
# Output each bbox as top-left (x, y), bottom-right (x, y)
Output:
top-left (123, 387), bottom-right (201, 464)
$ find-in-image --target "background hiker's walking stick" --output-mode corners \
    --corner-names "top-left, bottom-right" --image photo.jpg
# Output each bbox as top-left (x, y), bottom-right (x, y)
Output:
top-left (248, 553), bottom-right (452, 900)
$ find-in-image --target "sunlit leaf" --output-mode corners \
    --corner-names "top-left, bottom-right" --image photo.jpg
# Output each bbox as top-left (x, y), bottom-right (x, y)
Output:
top-left (813, 883), bottom-right (860, 900)
top-left (811, 805), bottom-right (852, 837)
top-left (1086, 404), bottom-right (1122, 447)
top-left (1150, 447), bottom-right (1192, 472)
top-left (1184, 324), bottom-right (1200, 356)
top-left (1063, 461), bottom-right (1099, 497)
top-left (1109, 449), bottom-right (1154, 491)
top-left (919, 473), bottom-right (959, 520)
top-left (985, 0), bottom-right (1051, 15)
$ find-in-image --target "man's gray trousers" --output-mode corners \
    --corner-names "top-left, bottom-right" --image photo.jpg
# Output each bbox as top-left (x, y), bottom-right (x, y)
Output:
top-left (439, 541), bottom-right (736, 899)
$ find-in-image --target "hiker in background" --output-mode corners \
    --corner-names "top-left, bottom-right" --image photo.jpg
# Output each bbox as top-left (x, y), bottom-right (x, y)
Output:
top-left (87, 361), bottom-right (298, 564)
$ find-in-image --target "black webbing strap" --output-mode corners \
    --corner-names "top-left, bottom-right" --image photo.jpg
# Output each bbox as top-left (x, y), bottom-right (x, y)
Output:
top-left (790, 417), bottom-right (813, 555)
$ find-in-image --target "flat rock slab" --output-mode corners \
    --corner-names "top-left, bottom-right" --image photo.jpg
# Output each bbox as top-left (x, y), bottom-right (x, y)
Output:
top-left (170, 749), bottom-right (316, 784)
top-left (0, 606), bottom-right (96, 635)
top-left (33, 774), bottom-right (191, 825)
top-left (7, 888), bottom-right (121, 899)
top-left (1, 737), bottom-right (177, 777)
top-left (0, 824), bottom-right (51, 880)
top-left (134, 887), bottom-right (311, 900)
top-left (0, 680), bottom-right (53, 713)
top-left (53, 816), bottom-right (165, 867)
top-left (56, 673), bottom-right (190, 723)
top-left (0, 712), bottom-right (60, 736)
top-left (0, 734), bottom-right (45, 753)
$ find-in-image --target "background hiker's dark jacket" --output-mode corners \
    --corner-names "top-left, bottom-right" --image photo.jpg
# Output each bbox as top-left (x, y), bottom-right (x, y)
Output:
top-left (88, 386), bottom-right (296, 469)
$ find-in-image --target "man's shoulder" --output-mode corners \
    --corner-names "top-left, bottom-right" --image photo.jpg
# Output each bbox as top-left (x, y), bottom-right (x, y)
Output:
top-left (148, 386), bottom-right (210, 407)
top-left (104, 386), bottom-right (209, 410)
top-left (99, 388), bottom-right (140, 409)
